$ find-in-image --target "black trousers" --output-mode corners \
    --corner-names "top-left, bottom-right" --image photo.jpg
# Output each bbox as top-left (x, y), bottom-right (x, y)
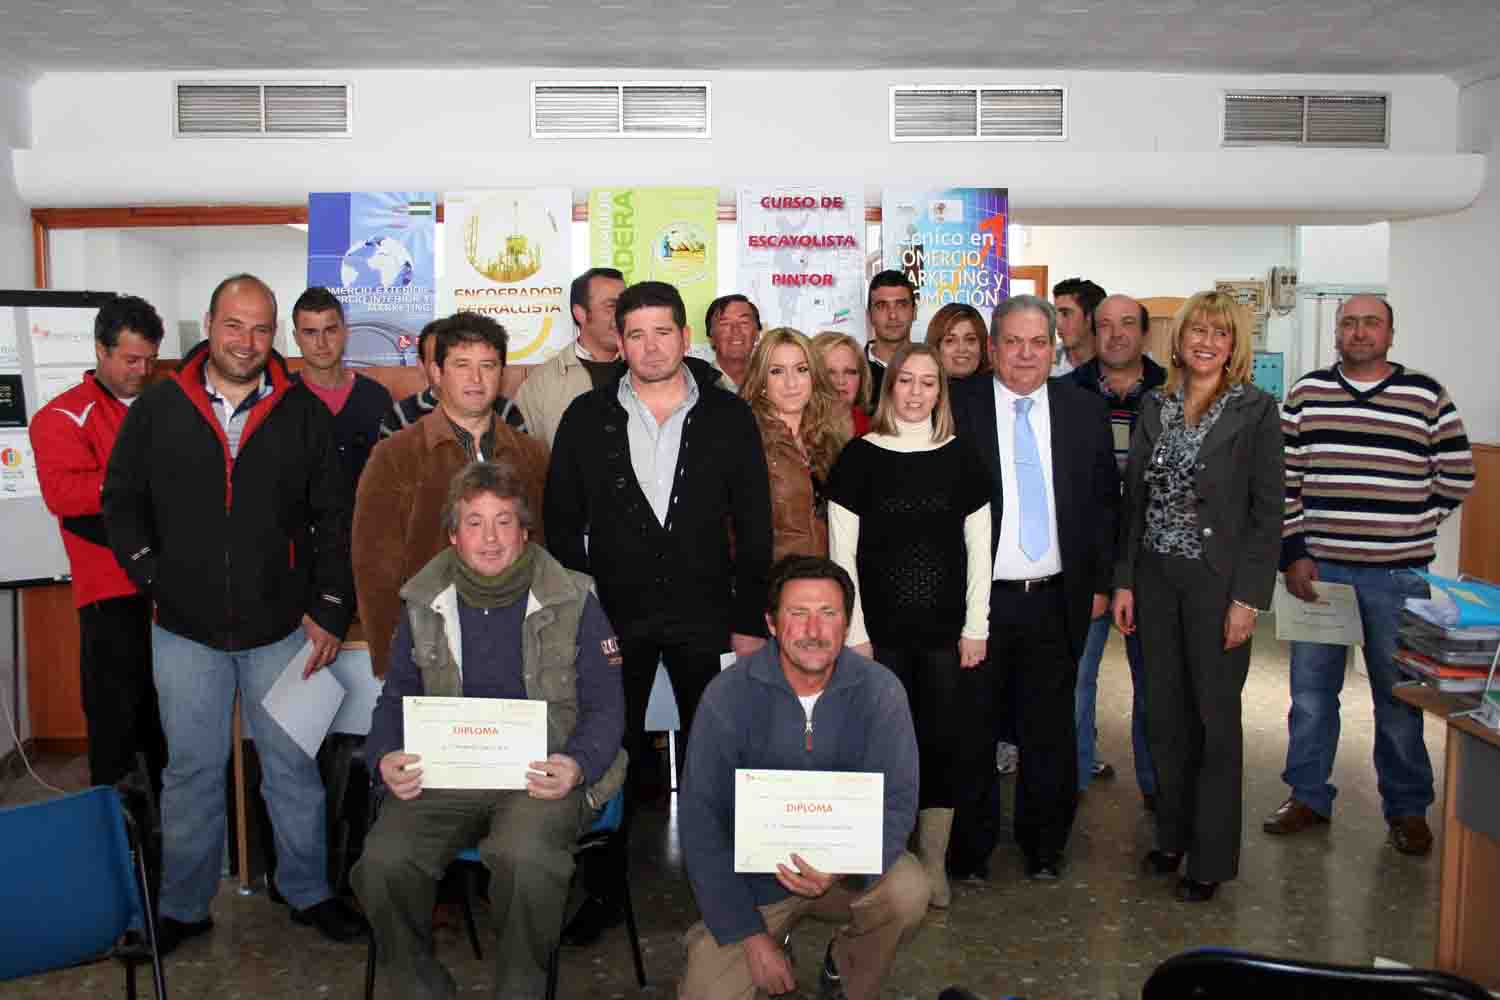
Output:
top-left (619, 625), bottom-right (725, 795)
top-left (963, 583), bottom-right (1077, 865)
top-left (77, 594), bottom-right (166, 791)
top-left (874, 641), bottom-right (987, 810)
top-left (1134, 551), bottom-right (1251, 883)
top-left (577, 622), bottom-right (723, 904)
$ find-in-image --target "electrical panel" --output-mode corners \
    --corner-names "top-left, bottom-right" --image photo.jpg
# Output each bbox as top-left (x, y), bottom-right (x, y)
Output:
top-left (1270, 267), bottom-right (1298, 311)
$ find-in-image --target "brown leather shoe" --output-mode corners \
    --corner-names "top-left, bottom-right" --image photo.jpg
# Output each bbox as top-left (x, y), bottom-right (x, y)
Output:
top-left (1388, 815), bottom-right (1433, 856)
top-left (1262, 798), bottom-right (1329, 835)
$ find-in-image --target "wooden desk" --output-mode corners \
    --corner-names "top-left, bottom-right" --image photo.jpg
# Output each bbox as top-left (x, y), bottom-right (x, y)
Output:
top-left (1394, 684), bottom-right (1500, 990)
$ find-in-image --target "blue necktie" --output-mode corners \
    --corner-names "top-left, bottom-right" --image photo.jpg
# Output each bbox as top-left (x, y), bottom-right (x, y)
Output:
top-left (1014, 397), bottom-right (1051, 561)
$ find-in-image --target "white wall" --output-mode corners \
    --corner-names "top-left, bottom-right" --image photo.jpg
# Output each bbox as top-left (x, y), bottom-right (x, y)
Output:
top-left (0, 71), bottom-right (35, 762)
top-left (1388, 78), bottom-right (1500, 575)
top-left (16, 68), bottom-right (1479, 220)
top-left (1013, 224), bottom-right (1301, 362)
top-left (1390, 78), bottom-right (1500, 446)
top-left (170, 235), bottom-right (310, 357)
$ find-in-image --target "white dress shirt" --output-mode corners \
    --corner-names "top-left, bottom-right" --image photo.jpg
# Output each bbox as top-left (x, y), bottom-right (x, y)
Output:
top-left (991, 378), bottom-right (1063, 579)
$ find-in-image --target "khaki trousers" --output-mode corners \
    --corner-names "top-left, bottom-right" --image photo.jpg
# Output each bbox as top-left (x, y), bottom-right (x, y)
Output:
top-left (679, 852), bottom-right (929, 1000)
top-left (352, 787), bottom-right (587, 1000)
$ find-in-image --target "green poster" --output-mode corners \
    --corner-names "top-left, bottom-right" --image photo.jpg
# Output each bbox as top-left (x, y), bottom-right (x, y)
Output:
top-left (590, 187), bottom-right (718, 345)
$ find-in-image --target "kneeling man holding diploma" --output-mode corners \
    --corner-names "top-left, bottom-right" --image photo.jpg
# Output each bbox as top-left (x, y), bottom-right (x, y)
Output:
top-left (354, 461), bottom-right (626, 1000)
top-left (679, 556), bottom-right (929, 1000)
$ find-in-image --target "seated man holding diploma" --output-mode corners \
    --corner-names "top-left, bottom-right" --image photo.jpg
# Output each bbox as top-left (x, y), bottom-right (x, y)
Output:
top-left (354, 461), bottom-right (626, 1000)
top-left (678, 556), bottom-right (928, 1000)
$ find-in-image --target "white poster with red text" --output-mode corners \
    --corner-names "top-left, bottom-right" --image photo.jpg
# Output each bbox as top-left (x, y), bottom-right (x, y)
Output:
top-left (736, 186), bottom-right (865, 338)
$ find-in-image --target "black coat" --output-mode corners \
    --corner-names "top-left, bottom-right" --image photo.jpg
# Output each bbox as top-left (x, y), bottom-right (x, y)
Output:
top-left (1115, 385), bottom-right (1284, 609)
top-left (103, 344), bottom-right (354, 651)
top-left (949, 374), bottom-right (1120, 660)
top-left (544, 358), bottom-right (773, 642)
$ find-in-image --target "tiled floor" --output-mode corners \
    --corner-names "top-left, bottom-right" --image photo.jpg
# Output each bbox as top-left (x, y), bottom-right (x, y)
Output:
top-left (1, 620), bottom-right (1450, 999)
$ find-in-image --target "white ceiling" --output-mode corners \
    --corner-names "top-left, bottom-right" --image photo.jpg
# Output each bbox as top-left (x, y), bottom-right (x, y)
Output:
top-left (5, 0), bottom-right (1500, 78)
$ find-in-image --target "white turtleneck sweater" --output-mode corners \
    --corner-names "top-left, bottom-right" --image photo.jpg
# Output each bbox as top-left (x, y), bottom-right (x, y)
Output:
top-left (829, 416), bottom-right (992, 649)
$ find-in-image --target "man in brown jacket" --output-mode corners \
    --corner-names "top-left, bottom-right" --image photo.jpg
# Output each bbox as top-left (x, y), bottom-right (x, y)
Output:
top-left (354, 312), bottom-right (550, 676)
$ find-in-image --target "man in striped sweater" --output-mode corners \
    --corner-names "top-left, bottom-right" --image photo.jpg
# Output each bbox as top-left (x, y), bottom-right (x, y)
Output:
top-left (1263, 294), bottom-right (1474, 856)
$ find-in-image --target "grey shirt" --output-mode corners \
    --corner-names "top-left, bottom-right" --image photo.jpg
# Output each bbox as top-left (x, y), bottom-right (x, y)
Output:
top-left (617, 369), bottom-right (700, 526)
top-left (203, 369), bottom-right (273, 459)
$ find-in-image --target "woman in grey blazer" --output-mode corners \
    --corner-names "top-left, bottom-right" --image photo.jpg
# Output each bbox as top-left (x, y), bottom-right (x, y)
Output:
top-left (1111, 290), bottom-right (1283, 902)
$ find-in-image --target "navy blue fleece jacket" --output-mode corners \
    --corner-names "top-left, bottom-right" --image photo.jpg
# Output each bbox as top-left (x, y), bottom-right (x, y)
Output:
top-left (679, 642), bottom-right (919, 945)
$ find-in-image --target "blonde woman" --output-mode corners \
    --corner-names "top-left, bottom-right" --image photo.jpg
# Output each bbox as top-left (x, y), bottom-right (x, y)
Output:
top-left (825, 343), bottom-right (992, 908)
top-left (812, 330), bottom-right (872, 436)
top-left (740, 328), bottom-right (849, 561)
top-left (1112, 290), bottom-right (1283, 903)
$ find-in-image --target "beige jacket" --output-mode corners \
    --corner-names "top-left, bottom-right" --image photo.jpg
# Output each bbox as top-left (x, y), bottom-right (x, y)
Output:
top-left (515, 345), bottom-right (595, 449)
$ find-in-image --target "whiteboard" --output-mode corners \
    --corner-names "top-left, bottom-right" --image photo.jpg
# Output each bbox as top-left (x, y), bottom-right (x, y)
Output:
top-left (0, 290), bottom-right (118, 587)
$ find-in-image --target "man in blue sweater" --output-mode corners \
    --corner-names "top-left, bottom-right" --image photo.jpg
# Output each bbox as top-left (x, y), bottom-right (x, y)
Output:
top-left (679, 556), bottom-right (928, 1000)
top-left (353, 461), bottom-right (626, 1000)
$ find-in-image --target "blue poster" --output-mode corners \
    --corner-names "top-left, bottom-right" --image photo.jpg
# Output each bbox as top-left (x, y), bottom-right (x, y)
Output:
top-left (307, 191), bottom-right (436, 367)
top-left (880, 187), bottom-right (1009, 338)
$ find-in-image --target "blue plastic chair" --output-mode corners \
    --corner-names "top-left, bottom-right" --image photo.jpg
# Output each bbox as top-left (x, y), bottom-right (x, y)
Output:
top-left (1142, 948), bottom-right (1491, 999)
top-left (362, 787), bottom-right (645, 1000)
top-left (0, 786), bottom-right (167, 999)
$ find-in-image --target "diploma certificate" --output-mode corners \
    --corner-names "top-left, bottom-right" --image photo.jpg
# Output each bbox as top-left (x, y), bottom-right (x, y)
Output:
top-left (403, 696), bottom-right (547, 790)
top-left (734, 769), bottom-right (884, 875)
top-left (1274, 580), bottom-right (1365, 646)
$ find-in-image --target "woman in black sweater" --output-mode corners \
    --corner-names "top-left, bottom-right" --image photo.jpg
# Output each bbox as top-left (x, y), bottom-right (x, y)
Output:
top-left (825, 342), bottom-right (992, 909)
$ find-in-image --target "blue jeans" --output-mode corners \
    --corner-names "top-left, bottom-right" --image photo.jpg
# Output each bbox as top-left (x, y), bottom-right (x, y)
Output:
top-left (1282, 562), bottom-right (1435, 821)
top-left (152, 625), bottom-right (332, 921)
top-left (1075, 614), bottom-right (1156, 795)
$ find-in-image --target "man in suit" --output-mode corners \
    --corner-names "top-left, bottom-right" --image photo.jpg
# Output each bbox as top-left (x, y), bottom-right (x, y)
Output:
top-left (949, 294), bottom-right (1119, 879)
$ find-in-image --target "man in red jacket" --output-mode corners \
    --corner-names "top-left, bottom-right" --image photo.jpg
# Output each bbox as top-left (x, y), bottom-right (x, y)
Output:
top-left (29, 294), bottom-right (167, 791)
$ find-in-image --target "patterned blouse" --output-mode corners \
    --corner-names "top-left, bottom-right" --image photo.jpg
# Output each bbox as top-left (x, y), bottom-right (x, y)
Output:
top-left (1143, 385), bottom-right (1244, 559)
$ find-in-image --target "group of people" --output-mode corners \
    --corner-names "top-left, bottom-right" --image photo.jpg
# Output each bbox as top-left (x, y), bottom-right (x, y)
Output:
top-left (26, 258), bottom-right (1473, 999)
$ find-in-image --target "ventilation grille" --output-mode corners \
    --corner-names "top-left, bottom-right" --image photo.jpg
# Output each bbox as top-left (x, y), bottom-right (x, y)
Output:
top-left (891, 86), bottom-right (1065, 141)
top-left (532, 82), bottom-right (710, 138)
top-left (1223, 91), bottom-right (1388, 148)
top-left (175, 82), bottom-right (351, 137)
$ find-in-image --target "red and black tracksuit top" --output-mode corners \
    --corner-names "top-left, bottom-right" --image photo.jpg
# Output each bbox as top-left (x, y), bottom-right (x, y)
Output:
top-left (29, 373), bottom-right (138, 608)
top-left (102, 344), bottom-right (354, 651)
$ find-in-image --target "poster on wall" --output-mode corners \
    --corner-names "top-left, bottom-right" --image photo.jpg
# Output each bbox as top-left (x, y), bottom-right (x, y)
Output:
top-left (27, 306), bottom-right (99, 367)
top-left (443, 188), bottom-right (572, 366)
top-left (0, 429), bottom-right (41, 499)
top-left (880, 188), bottom-right (1010, 338)
top-left (0, 309), bottom-right (17, 369)
top-left (736, 186), bottom-right (865, 337)
top-left (307, 191), bottom-right (436, 367)
top-left (590, 187), bottom-right (717, 346)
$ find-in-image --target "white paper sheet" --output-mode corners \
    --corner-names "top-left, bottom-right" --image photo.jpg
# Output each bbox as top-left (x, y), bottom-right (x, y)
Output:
top-left (327, 648), bottom-right (384, 737)
top-left (734, 769), bottom-right (884, 875)
top-left (1274, 580), bottom-right (1365, 646)
top-left (261, 640), bottom-right (346, 758)
top-left (403, 696), bottom-right (548, 790)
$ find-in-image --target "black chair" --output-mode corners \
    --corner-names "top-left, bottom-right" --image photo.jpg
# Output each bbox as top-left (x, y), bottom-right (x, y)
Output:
top-left (363, 788), bottom-right (645, 1000)
top-left (1142, 948), bottom-right (1492, 999)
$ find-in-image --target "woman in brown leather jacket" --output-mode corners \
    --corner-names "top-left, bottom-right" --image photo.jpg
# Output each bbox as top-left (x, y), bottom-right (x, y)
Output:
top-left (740, 328), bottom-right (850, 561)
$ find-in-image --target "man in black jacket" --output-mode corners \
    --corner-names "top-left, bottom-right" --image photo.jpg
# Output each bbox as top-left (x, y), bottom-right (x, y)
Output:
top-left (948, 294), bottom-right (1119, 881)
top-left (545, 280), bottom-right (773, 940)
top-left (103, 273), bottom-right (365, 954)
